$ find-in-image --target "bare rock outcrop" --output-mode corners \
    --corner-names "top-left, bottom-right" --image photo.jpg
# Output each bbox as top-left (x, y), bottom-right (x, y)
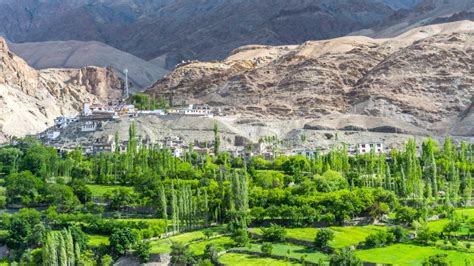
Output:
top-left (0, 37), bottom-right (123, 142)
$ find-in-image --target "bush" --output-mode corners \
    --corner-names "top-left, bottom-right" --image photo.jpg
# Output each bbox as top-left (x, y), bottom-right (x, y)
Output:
top-left (204, 244), bottom-right (218, 262)
top-left (417, 226), bottom-right (439, 245)
top-left (134, 241), bottom-right (151, 263)
top-left (422, 253), bottom-right (449, 266)
top-left (388, 225), bottom-right (407, 243)
top-left (363, 231), bottom-right (395, 248)
top-left (395, 206), bottom-right (419, 225)
top-left (170, 242), bottom-right (195, 265)
top-left (261, 242), bottom-right (273, 256)
top-left (329, 247), bottom-right (362, 266)
top-left (261, 224), bottom-right (286, 242)
top-left (232, 229), bottom-right (249, 247)
top-left (109, 227), bottom-right (138, 256)
top-left (314, 228), bottom-right (334, 250)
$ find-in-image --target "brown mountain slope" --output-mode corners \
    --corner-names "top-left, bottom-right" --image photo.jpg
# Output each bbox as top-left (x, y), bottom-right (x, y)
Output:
top-left (146, 21), bottom-right (474, 136)
top-left (8, 40), bottom-right (167, 89)
top-left (0, 37), bottom-right (123, 142)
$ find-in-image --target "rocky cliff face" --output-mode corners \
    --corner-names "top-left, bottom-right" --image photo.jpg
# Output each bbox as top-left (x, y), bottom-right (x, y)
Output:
top-left (146, 21), bottom-right (474, 136)
top-left (0, 37), bottom-right (123, 142)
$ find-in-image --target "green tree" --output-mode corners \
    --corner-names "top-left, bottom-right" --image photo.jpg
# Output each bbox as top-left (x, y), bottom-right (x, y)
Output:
top-left (134, 241), bottom-right (151, 263)
top-left (314, 228), bottom-right (334, 250)
top-left (170, 242), bottom-right (195, 265)
top-left (422, 254), bottom-right (449, 266)
top-left (232, 229), bottom-right (249, 247)
top-left (100, 254), bottom-right (114, 266)
top-left (109, 227), bottom-right (138, 256)
top-left (213, 123), bottom-right (220, 156)
top-left (261, 224), bottom-right (287, 242)
top-left (329, 247), bottom-right (362, 266)
top-left (203, 243), bottom-right (219, 263)
top-left (5, 171), bottom-right (44, 205)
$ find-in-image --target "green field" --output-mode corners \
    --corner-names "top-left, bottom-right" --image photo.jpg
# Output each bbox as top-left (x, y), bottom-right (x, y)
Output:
top-left (330, 226), bottom-right (386, 248)
top-left (86, 184), bottom-right (134, 197)
top-left (356, 243), bottom-right (474, 265)
top-left (427, 208), bottom-right (474, 234)
top-left (150, 227), bottom-right (226, 254)
top-left (242, 243), bottom-right (328, 264)
top-left (188, 236), bottom-right (234, 255)
top-left (219, 253), bottom-right (300, 266)
top-left (454, 208), bottom-right (474, 219)
top-left (87, 235), bottom-right (109, 247)
top-left (255, 225), bottom-right (385, 248)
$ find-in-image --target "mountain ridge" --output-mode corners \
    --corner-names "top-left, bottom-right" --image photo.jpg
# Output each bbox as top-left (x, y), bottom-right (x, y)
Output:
top-left (145, 20), bottom-right (474, 136)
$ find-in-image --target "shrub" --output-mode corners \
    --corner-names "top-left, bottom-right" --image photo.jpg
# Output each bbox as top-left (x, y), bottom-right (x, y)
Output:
top-left (261, 242), bottom-right (273, 256)
top-left (134, 241), bottom-right (151, 263)
top-left (363, 231), bottom-right (395, 248)
top-left (232, 229), bottom-right (249, 247)
top-left (422, 253), bottom-right (449, 266)
top-left (261, 224), bottom-right (286, 242)
top-left (314, 228), bottom-right (334, 250)
top-left (329, 247), bottom-right (362, 266)
top-left (388, 225), bottom-right (407, 243)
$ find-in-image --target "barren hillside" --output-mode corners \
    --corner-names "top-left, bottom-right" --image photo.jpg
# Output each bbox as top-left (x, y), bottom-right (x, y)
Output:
top-left (146, 21), bottom-right (474, 136)
top-left (0, 37), bottom-right (123, 142)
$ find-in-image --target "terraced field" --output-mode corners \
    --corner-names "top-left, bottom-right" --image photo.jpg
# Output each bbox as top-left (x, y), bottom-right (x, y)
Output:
top-left (355, 244), bottom-right (474, 265)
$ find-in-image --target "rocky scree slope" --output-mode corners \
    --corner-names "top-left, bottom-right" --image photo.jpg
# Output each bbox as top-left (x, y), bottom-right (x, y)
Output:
top-left (0, 37), bottom-right (123, 142)
top-left (146, 21), bottom-right (474, 136)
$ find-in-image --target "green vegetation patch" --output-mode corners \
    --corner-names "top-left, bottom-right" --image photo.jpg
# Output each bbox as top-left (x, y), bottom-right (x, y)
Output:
top-left (255, 225), bottom-right (385, 248)
top-left (329, 225), bottom-right (386, 248)
top-left (188, 236), bottom-right (234, 255)
top-left (86, 184), bottom-right (133, 197)
top-left (150, 227), bottom-right (225, 254)
top-left (355, 243), bottom-right (474, 265)
top-left (242, 243), bottom-right (328, 264)
top-left (219, 252), bottom-right (299, 266)
top-left (87, 234), bottom-right (109, 247)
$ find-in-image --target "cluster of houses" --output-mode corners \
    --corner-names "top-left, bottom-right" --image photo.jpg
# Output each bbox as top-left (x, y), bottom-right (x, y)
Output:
top-left (42, 102), bottom-right (218, 142)
top-left (40, 100), bottom-right (393, 158)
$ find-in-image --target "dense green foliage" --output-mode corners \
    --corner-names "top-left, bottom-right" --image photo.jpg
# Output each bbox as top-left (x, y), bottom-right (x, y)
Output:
top-left (0, 132), bottom-right (471, 264)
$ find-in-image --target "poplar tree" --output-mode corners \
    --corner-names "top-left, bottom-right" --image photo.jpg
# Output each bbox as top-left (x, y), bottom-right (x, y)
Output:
top-left (203, 189), bottom-right (209, 227)
top-left (64, 229), bottom-right (75, 266)
top-left (171, 184), bottom-right (178, 232)
top-left (58, 233), bottom-right (67, 266)
top-left (43, 233), bottom-right (58, 266)
top-left (160, 186), bottom-right (168, 232)
top-left (128, 122), bottom-right (137, 155)
top-left (213, 123), bottom-right (220, 156)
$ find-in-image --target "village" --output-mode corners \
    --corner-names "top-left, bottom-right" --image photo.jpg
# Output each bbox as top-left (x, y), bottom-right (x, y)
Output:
top-left (37, 98), bottom-right (392, 160)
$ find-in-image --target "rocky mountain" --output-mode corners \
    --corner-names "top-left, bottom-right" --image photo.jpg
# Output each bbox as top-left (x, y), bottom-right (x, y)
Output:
top-left (356, 0), bottom-right (474, 37)
top-left (0, 0), bottom-right (435, 69)
top-left (8, 40), bottom-right (167, 89)
top-left (0, 37), bottom-right (123, 142)
top-left (146, 21), bottom-right (474, 136)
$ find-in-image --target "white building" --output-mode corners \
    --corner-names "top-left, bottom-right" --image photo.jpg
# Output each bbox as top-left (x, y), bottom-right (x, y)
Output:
top-left (81, 121), bottom-right (98, 132)
top-left (173, 148), bottom-right (184, 158)
top-left (46, 131), bottom-right (61, 140)
top-left (357, 142), bottom-right (384, 154)
top-left (83, 103), bottom-right (115, 116)
top-left (171, 104), bottom-right (213, 117)
top-left (138, 110), bottom-right (165, 116)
